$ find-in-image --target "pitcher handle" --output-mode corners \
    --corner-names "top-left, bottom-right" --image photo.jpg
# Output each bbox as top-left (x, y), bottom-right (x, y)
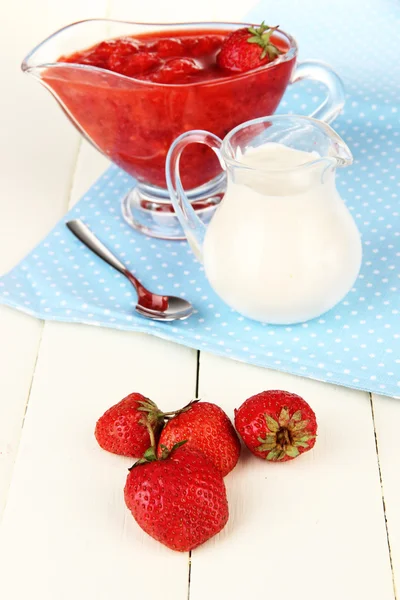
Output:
top-left (291, 60), bottom-right (345, 124)
top-left (166, 130), bottom-right (224, 262)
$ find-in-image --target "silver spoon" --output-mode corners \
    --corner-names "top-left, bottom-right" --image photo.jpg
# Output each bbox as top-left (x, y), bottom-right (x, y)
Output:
top-left (66, 219), bottom-right (193, 321)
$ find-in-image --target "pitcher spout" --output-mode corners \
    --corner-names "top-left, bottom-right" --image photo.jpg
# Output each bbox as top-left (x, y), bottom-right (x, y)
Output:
top-left (313, 118), bottom-right (353, 167)
top-left (330, 135), bottom-right (353, 167)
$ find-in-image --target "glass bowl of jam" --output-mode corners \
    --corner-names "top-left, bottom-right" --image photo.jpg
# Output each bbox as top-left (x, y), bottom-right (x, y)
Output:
top-left (22, 20), bottom-right (344, 239)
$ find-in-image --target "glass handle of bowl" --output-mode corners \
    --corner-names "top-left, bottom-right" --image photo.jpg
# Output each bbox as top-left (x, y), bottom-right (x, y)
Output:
top-left (165, 130), bottom-right (224, 262)
top-left (291, 60), bottom-right (345, 124)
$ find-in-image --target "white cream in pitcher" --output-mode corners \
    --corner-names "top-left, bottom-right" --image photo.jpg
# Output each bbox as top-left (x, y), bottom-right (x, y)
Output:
top-left (202, 142), bottom-right (362, 324)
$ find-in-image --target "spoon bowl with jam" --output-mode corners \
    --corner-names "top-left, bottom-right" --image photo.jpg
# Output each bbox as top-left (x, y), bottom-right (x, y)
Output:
top-left (22, 19), bottom-right (345, 239)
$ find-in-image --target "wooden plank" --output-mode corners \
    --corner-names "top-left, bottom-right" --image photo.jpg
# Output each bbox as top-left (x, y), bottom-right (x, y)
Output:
top-left (372, 393), bottom-right (400, 596)
top-left (0, 309), bottom-right (42, 519)
top-left (190, 353), bottom-right (395, 600)
top-left (69, 140), bottom-right (111, 208)
top-left (1, 14), bottom-right (197, 593)
top-left (0, 0), bottom-right (108, 519)
top-left (0, 22), bottom-right (196, 594)
top-left (0, 322), bottom-right (197, 600)
top-left (0, 2), bottom-right (103, 273)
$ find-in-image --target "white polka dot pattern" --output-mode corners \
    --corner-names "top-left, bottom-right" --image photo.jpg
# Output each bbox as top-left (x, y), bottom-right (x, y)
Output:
top-left (0, 0), bottom-right (399, 398)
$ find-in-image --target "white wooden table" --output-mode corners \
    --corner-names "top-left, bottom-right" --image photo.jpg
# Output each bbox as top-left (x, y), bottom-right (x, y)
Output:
top-left (0, 1), bottom-right (399, 598)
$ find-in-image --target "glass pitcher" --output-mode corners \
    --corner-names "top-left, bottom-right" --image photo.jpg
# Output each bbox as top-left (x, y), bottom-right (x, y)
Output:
top-left (22, 19), bottom-right (346, 240)
top-left (166, 115), bottom-right (362, 324)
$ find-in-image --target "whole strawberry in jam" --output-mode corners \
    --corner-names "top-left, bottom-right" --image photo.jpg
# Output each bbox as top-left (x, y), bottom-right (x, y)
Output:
top-left (150, 58), bottom-right (201, 83)
top-left (116, 53), bottom-right (161, 77)
top-left (95, 393), bottom-right (164, 457)
top-left (150, 37), bottom-right (185, 57)
top-left (157, 401), bottom-right (241, 476)
top-left (124, 444), bottom-right (229, 552)
top-left (234, 390), bottom-right (317, 461)
top-left (106, 40), bottom-right (140, 72)
top-left (217, 22), bottom-right (282, 73)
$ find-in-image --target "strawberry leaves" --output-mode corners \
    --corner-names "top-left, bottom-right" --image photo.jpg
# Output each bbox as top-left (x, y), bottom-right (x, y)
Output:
top-left (129, 446), bottom-right (158, 469)
top-left (285, 446), bottom-right (300, 459)
top-left (159, 440), bottom-right (187, 459)
top-left (255, 406), bottom-right (316, 461)
top-left (266, 448), bottom-right (285, 461)
top-left (246, 22), bottom-right (282, 60)
top-left (265, 414), bottom-right (280, 432)
top-left (130, 440), bottom-right (188, 469)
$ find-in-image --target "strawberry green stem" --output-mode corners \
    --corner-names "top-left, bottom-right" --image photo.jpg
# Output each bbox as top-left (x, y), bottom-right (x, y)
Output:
top-left (145, 420), bottom-right (156, 450)
top-left (162, 398), bottom-right (200, 418)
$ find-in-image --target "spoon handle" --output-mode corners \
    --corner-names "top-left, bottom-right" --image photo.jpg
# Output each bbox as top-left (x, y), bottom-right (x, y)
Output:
top-left (66, 219), bottom-right (128, 275)
top-left (66, 219), bottom-right (169, 313)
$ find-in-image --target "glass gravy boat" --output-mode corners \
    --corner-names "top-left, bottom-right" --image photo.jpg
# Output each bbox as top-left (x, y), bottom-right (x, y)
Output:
top-left (166, 115), bottom-right (362, 324)
top-left (22, 19), bottom-right (345, 240)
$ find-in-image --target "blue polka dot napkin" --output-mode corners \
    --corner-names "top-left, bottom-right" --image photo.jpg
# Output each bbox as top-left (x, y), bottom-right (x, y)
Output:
top-left (1, 0), bottom-right (399, 397)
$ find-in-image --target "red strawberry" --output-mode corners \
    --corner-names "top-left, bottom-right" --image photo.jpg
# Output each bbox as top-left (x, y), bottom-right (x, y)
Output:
top-left (150, 38), bottom-right (185, 57)
top-left (124, 444), bottom-right (229, 551)
top-left (150, 58), bottom-right (201, 83)
top-left (183, 35), bottom-right (226, 57)
top-left (95, 393), bottom-right (164, 457)
top-left (107, 39), bottom-right (140, 72)
top-left (157, 401), bottom-right (241, 476)
top-left (234, 390), bottom-right (317, 462)
top-left (118, 52), bottom-right (161, 77)
top-left (217, 22), bottom-right (282, 73)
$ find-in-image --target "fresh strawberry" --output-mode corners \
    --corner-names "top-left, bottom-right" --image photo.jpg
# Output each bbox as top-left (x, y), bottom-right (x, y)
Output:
top-left (157, 401), bottom-right (241, 476)
top-left (217, 21), bottom-right (282, 73)
top-left (234, 390), bottom-right (317, 461)
top-left (124, 443), bottom-right (229, 551)
top-left (95, 393), bottom-right (164, 457)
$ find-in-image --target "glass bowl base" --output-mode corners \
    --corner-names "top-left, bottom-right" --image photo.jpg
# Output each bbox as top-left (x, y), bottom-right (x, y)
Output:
top-left (121, 176), bottom-right (225, 240)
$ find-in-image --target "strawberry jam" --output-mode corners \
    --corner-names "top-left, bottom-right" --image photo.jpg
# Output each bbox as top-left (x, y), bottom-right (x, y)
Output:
top-left (46, 29), bottom-right (294, 189)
